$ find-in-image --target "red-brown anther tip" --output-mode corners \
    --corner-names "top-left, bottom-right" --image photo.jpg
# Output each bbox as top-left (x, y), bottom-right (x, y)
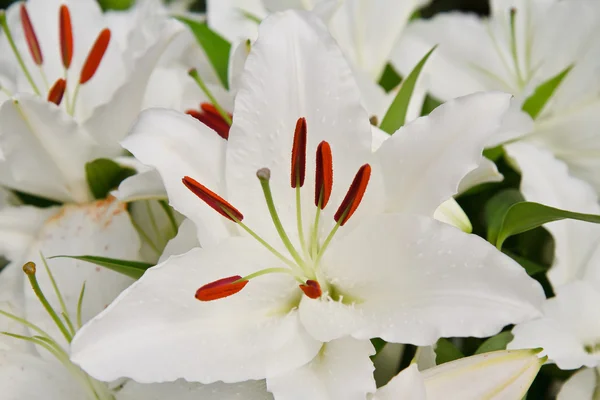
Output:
top-left (20, 4), bottom-right (43, 65)
top-left (299, 280), bottom-right (322, 299)
top-left (196, 102), bottom-right (232, 140)
top-left (182, 176), bottom-right (243, 222)
top-left (80, 28), bottom-right (111, 84)
top-left (47, 78), bottom-right (66, 105)
top-left (291, 117), bottom-right (307, 188)
top-left (334, 164), bottom-right (371, 226)
top-left (59, 5), bottom-right (73, 69)
top-left (315, 141), bottom-right (333, 209)
top-left (195, 276), bottom-right (248, 301)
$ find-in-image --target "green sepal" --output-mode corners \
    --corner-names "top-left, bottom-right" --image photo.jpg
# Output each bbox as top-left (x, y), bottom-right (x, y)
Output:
top-left (85, 158), bottom-right (135, 200)
top-left (521, 65), bottom-right (573, 119)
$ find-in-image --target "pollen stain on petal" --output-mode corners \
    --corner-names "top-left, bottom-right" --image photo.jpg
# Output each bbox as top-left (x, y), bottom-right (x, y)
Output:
top-left (182, 176), bottom-right (243, 222)
top-left (80, 28), bottom-right (111, 84)
top-left (315, 141), bottom-right (333, 209)
top-left (47, 78), bottom-right (66, 105)
top-left (291, 117), bottom-right (307, 188)
top-left (196, 275), bottom-right (248, 301)
top-left (299, 280), bottom-right (322, 299)
top-left (20, 4), bottom-right (43, 65)
top-left (334, 164), bottom-right (371, 226)
top-left (59, 5), bottom-right (73, 69)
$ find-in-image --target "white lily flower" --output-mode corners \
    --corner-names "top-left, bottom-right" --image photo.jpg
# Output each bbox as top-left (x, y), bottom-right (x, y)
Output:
top-left (373, 349), bottom-right (544, 399)
top-left (394, 0), bottom-right (600, 192)
top-left (505, 142), bottom-right (600, 288)
top-left (69, 11), bottom-right (544, 398)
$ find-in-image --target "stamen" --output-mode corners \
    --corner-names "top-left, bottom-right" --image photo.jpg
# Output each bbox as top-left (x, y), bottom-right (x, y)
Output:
top-left (195, 276), bottom-right (248, 301)
top-left (20, 4), bottom-right (43, 65)
top-left (47, 78), bottom-right (66, 105)
top-left (182, 176), bottom-right (243, 222)
top-left (299, 280), bottom-right (321, 299)
top-left (291, 117), bottom-right (307, 188)
top-left (334, 164), bottom-right (371, 226)
top-left (59, 5), bottom-right (73, 69)
top-left (315, 141), bottom-right (333, 209)
top-left (79, 28), bottom-right (111, 84)
top-left (509, 7), bottom-right (524, 86)
top-left (188, 68), bottom-right (233, 126)
top-left (22, 262), bottom-right (73, 343)
top-left (186, 103), bottom-right (232, 140)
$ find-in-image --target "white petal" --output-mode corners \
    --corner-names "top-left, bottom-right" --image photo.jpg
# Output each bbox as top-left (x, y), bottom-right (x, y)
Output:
top-left (84, 21), bottom-right (184, 157)
top-left (328, 0), bottom-right (425, 79)
top-left (0, 262), bottom-right (30, 352)
top-left (71, 237), bottom-right (321, 384)
top-left (0, 95), bottom-right (95, 203)
top-left (267, 337), bottom-right (376, 400)
top-left (159, 218), bottom-right (199, 262)
top-left (421, 349), bottom-right (543, 399)
top-left (433, 198), bottom-right (472, 233)
top-left (300, 213), bottom-right (544, 344)
top-left (0, 206), bottom-right (56, 262)
top-left (122, 109), bottom-right (232, 247)
top-left (372, 364), bottom-right (426, 400)
top-left (117, 379), bottom-right (273, 400)
top-left (509, 281), bottom-right (600, 370)
top-left (226, 10), bottom-right (374, 245)
top-left (112, 169), bottom-right (167, 203)
top-left (128, 200), bottom-right (179, 263)
top-left (458, 157), bottom-right (503, 194)
top-left (371, 125), bottom-right (390, 152)
top-left (22, 199), bottom-right (138, 347)
top-left (206, 0), bottom-right (266, 41)
top-left (557, 368), bottom-right (596, 400)
top-left (0, 350), bottom-right (88, 400)
top-left (505, 142), bottom-right (600, 288)
top-left (375, 92), bottom-right (512, 216)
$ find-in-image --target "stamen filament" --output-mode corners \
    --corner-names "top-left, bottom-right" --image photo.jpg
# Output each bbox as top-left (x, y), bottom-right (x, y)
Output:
top-left (315, 210), bottom-right (345, 266)
top-left (240, 267), bottom-right (301, 283)
top-left (310, 192), bottom-right (323, 259)
top-left (40, 253), bottom-right (75, 335)
top-left (296, 183), bottom-right (307, 256)
top-left (257, 168), bottom-right (307, 271)
top-left (0, 10), bottom-right (40, 95)
top-left (69, 83), bottom-right (81, 115)
top-left (188, 68), bottom-right (233, 125)
top-left (23, 262), bottom-right (73, 343)
top-left (509, 8), bottom-right (525, 87)
top-left (76, 282), bottom-right (86, 329)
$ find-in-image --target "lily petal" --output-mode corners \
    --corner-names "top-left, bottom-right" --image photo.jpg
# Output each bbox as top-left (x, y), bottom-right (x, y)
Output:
top-left (556, 368), bottom-right (596, 400)
top-left (117, 379), bottom-right (273, 400)
top-left (300, 213), bottom-right (544, 344)
top-left (71, 237), bottom-right (322, 384)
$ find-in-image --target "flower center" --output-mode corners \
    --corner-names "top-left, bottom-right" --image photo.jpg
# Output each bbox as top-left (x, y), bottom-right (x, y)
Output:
top-left (183, 117), bottom-right (372, 301)
top-left (0, 4), bottom-right (111, 115)
top-left (0, 261), bottom-right (115, 400)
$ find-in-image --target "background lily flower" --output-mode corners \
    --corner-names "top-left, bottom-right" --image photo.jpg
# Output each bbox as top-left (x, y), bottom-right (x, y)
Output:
top-left (70, 10), bottom-right (544, 399)
top-left (393, 0), bottom-right (600, 193)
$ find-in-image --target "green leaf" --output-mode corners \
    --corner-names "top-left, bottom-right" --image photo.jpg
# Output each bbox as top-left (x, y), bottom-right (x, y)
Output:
top-left (380, 46), bottom-right (436, 134)
top-left (49, 256), bottom-right (153, 280)
top-left (98, 0), bottom-right (134, 10)
top-left (177, 17), bottom-right (232, 89)
top-left (378, 63), bottom-right (402, 92)
top-left (85, 158), bottom-right (135, 200)
top-left (13, 190), bottom-right (61, 208)
top-left (483, 145), bottom-right (505, 162)
top-left (503, 250), bottom-right (549, 276)
top-left (435, 338), bottom-right (464, 365)
top-left (521, 65), bottom-right (573, 119)
top-left (485, 189), bottom-right (524, 245)
top-left (370, 338), bottom-right (387, 356)
top-left (496, 202), bottom-right (600, 249)
top-left (420, 94), bottom-right (442, 116)
top-left (474, 332), bottom-right (514, 354)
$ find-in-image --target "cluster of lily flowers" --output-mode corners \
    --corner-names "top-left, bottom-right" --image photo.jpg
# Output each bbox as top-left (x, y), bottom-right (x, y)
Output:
top-left (0, 0), bottom-right (599, 398)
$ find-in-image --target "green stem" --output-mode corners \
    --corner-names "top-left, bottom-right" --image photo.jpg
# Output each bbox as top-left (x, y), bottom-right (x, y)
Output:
top-left (0, 11), bottom-right (40, 95)
top-left (188, 68), bottom-right (232, 125)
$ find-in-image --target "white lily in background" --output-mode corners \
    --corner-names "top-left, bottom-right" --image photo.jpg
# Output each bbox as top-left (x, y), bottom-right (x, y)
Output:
top-left (0, 0), bottom-right (182, 345)
top-left (374, 349), bottom-right (544, 399)
top-left (509, 281), bottom-right (600, 399)
top-left (70, 11), bottom-right (543, 399)
top-left (393, 0), bottom-right (600, 193)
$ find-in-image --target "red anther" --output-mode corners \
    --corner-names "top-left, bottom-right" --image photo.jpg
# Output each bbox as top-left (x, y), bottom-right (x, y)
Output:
top-left (20, 4), bottom-right (43, 65)
top-left (195, 276), bottom-right (248, 301)
top-left (299, 280), bottom-right (322, 299)
top-left (59, 5), bottom-right (73, 69)
top-left (182, 176), bottom-right (243, 222)
top-left (186, 103), bottom-right (232, 140)
top-left (315, 141), bottom-right (333, 209)
top-left (334, 164), bottom-right (371, 226)
top-left (290, 117), bottom-right (307, 188)
top-left (80, 28), bottom-right (111, 84)
top-left (47, 78), bottom-right (66, 105)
